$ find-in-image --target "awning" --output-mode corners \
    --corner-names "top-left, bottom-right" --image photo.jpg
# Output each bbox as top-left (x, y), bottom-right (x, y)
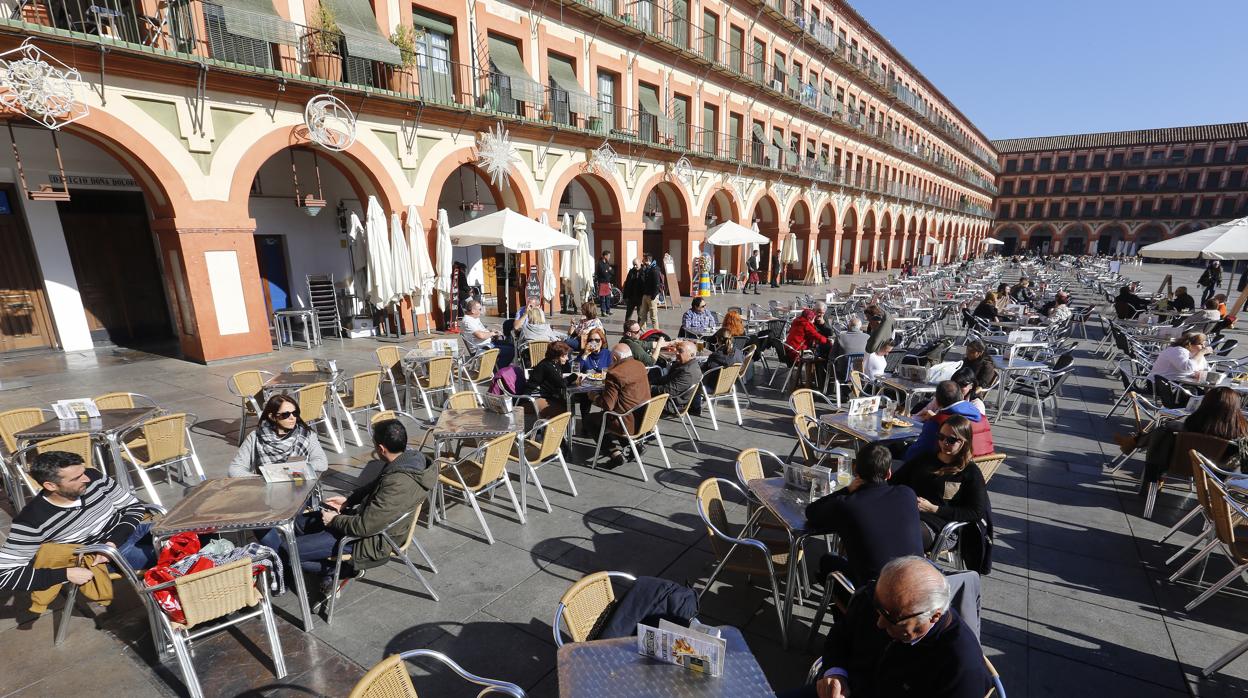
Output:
top-left (488, 35), bottom-right (542, 105)
top-left (787, 72), bottom-right (800, 92)
top-left (212, 0), bottom-right (298, 46)
top-left (547, 54), bottom-right (593, 115)
top-left (412, 8), bottom-right (454, 36)
top-left (751, 122), bottom-right (765, 143)
top-left (638, 85), bottom-right (674, 137)
top-left (326, 0), bottom-right (402, 64)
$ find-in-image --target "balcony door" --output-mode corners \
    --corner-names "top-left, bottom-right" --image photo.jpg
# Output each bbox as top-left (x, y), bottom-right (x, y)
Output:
top-left (0, 185), bottom-right (56, 352)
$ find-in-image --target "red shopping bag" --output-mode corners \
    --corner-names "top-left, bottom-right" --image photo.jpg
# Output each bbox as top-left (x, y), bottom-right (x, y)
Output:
top-left (145, 532), bottom-right (212, 624)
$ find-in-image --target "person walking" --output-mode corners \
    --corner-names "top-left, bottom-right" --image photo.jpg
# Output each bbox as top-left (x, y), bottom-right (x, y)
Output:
top-left (595, 250), bottom-right (615, 316)
top-left (639, 253), bottom-right (661, 329)
top-left (744, 250), bottom-right (761, 294)
top-left (1199, 261), bottom-right (1222, 304)
top-left (622, 258), bottom-right (643, 324)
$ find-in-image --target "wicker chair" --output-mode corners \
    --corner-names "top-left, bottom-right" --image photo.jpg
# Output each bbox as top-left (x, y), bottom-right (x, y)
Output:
top-left (700, 363), bottom-right (744, 430)
top-left (663, 383), bottom-right (704, 453)
top-left (589, 394), bottom-right (671, 482)
top-left (324, 500), bottom-right (439, 623)
top-left (337, 370), bottom-right (384, 447)
top-left (1144, 432), bottom-right (1229, 519)
top-left (793, 414), bottom-right (851, 468)
top-left (91, 392), bottom-right (159, 410)
top-left (552, 570), bottom-right (637, 646)
top-left (786, 390), bottom-right (837, 460)
top-left (369, 410), bottom-right (436, 454)
top-left (508, 411), bottom-right (575, 514)
top-left (10, 432), bottom-right (99, 500)
top-left (733, 448), bottom-right (789, 535)
top-left (524, 340), bottom-right (551, 369)
top-left (411, 356), bottom-right (456, 420)
top-left (458, 348), bottom-right (500, 395)
top-left (735, 344), bottom-right (758, 406)
top-left (0, 408), bottom-right (53, 505)
top-left (348, 650), bottom-right (526, 698)
top-left (444, 390), bottom-right (482, 410)
top-left (142, 555), bottom-right (286, 698)
top-left (435, 433), bottom-right (521, 545)
top-left (118, 412), bottom-right (206, 506)
top-left (227, 370), bottom-right (273, 445)
top-left (695, 478), bottom-right (801, 647)
top-left (287, 359), bottom-right (318, 372)
top-left (376, 346), bottom-right (406, 409)
top-left (1169, 453), bottom-right (1248, 615)
top-left (296, 381), bottom-right (343, 454)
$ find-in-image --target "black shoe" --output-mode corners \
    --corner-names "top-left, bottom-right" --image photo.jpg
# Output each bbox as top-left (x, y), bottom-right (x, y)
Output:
top-left (754, 291), bottom-right (761, 295)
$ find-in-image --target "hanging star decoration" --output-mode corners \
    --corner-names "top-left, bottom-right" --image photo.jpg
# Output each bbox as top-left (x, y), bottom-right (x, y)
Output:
top-left (669, 156), bottom-right (694, 184)
top-left (0, 38), bottom-right (87, 130)
top-left (476, 121), bottom-right (522, 189)
top-left (586, 140), bottom-right (618, 175)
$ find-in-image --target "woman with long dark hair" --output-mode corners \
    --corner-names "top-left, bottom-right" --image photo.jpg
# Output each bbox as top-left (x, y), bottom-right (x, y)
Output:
top-left (891, 415), bottom-right (989, 550)
top-left (229, 393), bottom-right (327, 476)
top-left (527, 340), bottom-right (575, 419)
top-left (704, 310), bottom-right (747, 377)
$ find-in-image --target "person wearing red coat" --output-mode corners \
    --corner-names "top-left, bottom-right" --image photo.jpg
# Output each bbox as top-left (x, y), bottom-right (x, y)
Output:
top-left (784, 308), bottom-right (831, 362)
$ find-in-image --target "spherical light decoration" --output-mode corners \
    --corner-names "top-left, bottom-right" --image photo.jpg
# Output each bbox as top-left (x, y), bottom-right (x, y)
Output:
top-left (304, 94), bottom-right (357, 151)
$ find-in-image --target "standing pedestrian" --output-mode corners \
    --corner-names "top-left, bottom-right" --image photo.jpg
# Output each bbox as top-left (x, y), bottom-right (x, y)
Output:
top-left (640, 253), bottom-right (661, 329)
top-left (595, 250), bottom-right (615, 316)
top-left (744, 249), bottom-right (761, 294)
top-left (772, 248), bottom-right (785, 287)
top-left (622, 258), bottom-right (643, 323)
top-left (1199, 261), bottom-right (1222, 304)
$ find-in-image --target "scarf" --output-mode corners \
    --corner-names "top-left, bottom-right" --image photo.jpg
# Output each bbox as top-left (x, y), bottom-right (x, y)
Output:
top-left (252, 420), bottom-right (314, 468)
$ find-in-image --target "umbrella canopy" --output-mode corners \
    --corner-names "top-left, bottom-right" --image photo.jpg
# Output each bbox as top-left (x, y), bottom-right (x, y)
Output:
top-left (983, 237), bottom-right (1005, 246)
top-left (389, 212), bottom-right (416, 304)
top-left (346, 211), bottom-right (368, 313)
top-left (780, 233), bottom-right (800, 264)
top-left (705, 221), bottom-right (770, 247)
top-left (570, 212), bottom-right (595, 305)
top-left (435, 208), bottom-right (453, 309)
top-left (558, 214), bottom-right (573, 279)
top-left (448, 208), bottom-right (577, 251)
top-left (1139, 216), bottom-right (1248, 260)
top-left (407, 205), bottom-right (437, 300)
top-left (365, 196), bottom-right (394, 306)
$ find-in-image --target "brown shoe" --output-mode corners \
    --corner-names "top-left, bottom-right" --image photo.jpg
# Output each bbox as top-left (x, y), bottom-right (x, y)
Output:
top-left (1113, 433), bottom-right (1137, 454)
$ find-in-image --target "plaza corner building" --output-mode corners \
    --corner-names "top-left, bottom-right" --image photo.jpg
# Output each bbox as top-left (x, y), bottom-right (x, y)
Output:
top-left (0, 0), bottom-right (994, 363)
top-left (991, 121), bottom-right (1248, 256)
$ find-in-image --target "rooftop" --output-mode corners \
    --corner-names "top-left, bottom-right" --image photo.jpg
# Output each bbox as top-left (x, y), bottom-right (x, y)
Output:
top-left (993, 121), bottom-right (1248, 154)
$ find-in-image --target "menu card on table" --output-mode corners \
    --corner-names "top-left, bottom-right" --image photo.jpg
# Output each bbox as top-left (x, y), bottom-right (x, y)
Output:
top-left (52, 398), bottom-right (100, 420)
top-left (848, 396), bottom-right (880, 416)
top-left (259, 460), bottom-right (314, 483)
top-left (636, 619), bottom-right (727, 677)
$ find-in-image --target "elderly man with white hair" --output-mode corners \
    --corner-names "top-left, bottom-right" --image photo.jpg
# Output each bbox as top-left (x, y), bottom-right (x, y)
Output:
top-left (584, 343), bottom-right (652, 467)
top-left (782, 556), bottom-right (989, 698)
top-left (832, 314), bottom-right (870, 359)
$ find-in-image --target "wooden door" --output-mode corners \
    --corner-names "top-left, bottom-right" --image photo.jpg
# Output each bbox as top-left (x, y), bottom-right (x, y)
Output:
top-left (0, 185), bottom-right (57, 352)
top-left (57, 191), bottom-right (172, 345)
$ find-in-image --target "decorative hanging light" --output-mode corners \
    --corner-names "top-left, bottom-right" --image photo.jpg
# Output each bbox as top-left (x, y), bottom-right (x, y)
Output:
top-left (290, 147), bottom-right (327, 216)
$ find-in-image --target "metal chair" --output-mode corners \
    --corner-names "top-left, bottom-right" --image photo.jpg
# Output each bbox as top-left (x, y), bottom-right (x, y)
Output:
top-left (287, 359), bottom-right (318, 372)
top-left (700, 363), bottom-right (744, 430)
top-left (589, 394), bottom-right (671, 482)
top-left (1143, 431), bottom-right (1229, 520)
top-left (295, 381), bottom-right (344, 454)
top-left (118, 412), bottom-right (206, 506)
top-left (368, 410), bottom-right (436, 454)
top-left (1169, 454), bottom-right (1248, 614)
top-left (336, 370), bottom-right (384, 447)
top-left (1159, 448), bottom-right (1239, 569)
top-left (733, 447), bottom-right (789, 536)
top-left (227, 370), bottom-right (273, 445)
top-left (509, 411), bottom-right (576, 513)
top-left (694, 478), bottom-right (800, 647)
top-left (804, 653), bottom-right (1006, 697)
top-left (325, 501), bottom-right (439, 624)
top-left (793, 414), bottom-right (850, 468)
top-left (410, 356), bottom-right (457, 420)
top-left (1003, 365), bottom-right (1075, 433)
top-left (434, 432), bottom-right (522, 544)
top-left (458, 348), bottom-right (500, 395)
top-left (444, 390), bottom-right (482, 409)
top-left (91, 392), bottom-right (159, 410)
top-left (523, 340), bottom-right (550, 369)
top-left (375, 346), bottom-right (406, 409)
top-left (735, 343), bottom-right (758, 406)
top-left (552, 570), bottom-right (637, 647)
top-left (348, 649), bottom-right (526, 698)
top-left (11, 432), bottom-right (100, 501)
top-left (664, 384), bottom-right (704, 453)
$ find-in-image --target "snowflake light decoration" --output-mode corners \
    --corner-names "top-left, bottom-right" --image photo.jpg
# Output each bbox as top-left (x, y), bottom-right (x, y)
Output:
top-left (0, 39), bottom-right (87, 130)
top-left (586, 140), bottom-right (618, 176)
top-left (304, 94), bottom-right (357, 151)
top-left (669, 156), bottom-right (694, 184)
top-left (475, 121), bottom-right (521, 189)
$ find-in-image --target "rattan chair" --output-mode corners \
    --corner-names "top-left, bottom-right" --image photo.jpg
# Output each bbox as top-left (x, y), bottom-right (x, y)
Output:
top-left (589, 394), bottom-right (672, 482)
top-left (348, 649), bottom-right (526, 698)
top-left (410, 356), bottom-right (456, 420)
top-left (1144, 431), bottom-right (1229, 519)
top-left (10, 432), bottom-right (99, 501)
top-left (337, 370), bottom-right (384, 447)
top-left (1168, 453), bottom-right (1248, 614)
top-left (296, 381), bottom-right (344, 454)
top-left (435, 433), bottom-right (521, 545)
top-left (369, 410), bottom-right (436, 454)
top-left (793, 414), bottom-right (850, 468)
top-left (522, 339), bottom-right (550, 369)
top-left (444, 390), bottom-right (482, 410)
top-left (376, 346), bottom-right (406, 409)
top-left (733, 447), bottom-right (790, 535)
top-left (552, 570), bottom-right (637, 647)
top-left (695, 478), bottom-right (801, 647)
top-left (118, 412), bottom-right (205, 506)
top-left (227, 370), bottom-right (273, 445)
top-left (0, 407), bottom-right (54, 505)
top-left (91, 392), bottom-right (159, 410)
top-left (142, 554), bottom-right (286, 698)
top-left (735, 344), bottom-right (758, 406)
top-left (287, 359), bottom-right (318, 372)
top-left (509, 411), bottom-right (575, 514)
top-left (662, 383), bottom-right (704, 453)
top-left (324, 501), bottom-right (439, 623)
top-left (458, 348), bottom-right (500, 395)
top-left (700, 363), bottom-right (744, 430)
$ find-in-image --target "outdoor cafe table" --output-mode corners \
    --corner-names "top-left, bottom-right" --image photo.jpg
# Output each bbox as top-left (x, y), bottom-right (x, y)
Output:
top-left (556, 625), bottom-right (771, 698)
top-left (150, 476), bottom-right (320, 631)
top-left (877, 376), bottom-right (937, 414)
top-left (1175, 374), bottom-right (1248, 394)
top-left (991, 354), bottom-right (1050, 421)
top-left (15, 406), bottom-right (159, 494)
top-left (818, 411), bottom-right (923, 446)
top-left (263, 370), bottom-right (337, 393)
top-left (430, 407), bottom-right (525, 521)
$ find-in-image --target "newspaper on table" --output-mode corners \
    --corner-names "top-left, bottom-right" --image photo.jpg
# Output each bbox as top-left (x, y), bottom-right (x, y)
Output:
top-left (636, 619), bottom-right (727, 677)
top-left (52, 398), bottom-right (100, 420)
top-left (258, 460), bottom-right (314, 483)
top-left (847, 396), bottom-right (880, 416)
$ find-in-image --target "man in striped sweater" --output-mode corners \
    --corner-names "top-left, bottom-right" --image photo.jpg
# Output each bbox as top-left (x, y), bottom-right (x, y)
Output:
top-left (0, 451), bottom-right (153, 592)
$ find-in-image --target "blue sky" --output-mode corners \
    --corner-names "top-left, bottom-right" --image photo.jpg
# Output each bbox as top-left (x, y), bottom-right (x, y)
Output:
top-left (852, 0), bottom-right (1248, 141)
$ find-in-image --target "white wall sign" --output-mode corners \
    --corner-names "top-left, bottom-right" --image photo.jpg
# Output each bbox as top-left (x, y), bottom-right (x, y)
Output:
top-left (204, 250), bottom-right (250, 336)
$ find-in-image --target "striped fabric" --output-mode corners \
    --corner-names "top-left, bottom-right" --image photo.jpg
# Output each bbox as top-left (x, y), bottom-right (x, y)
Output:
top-left (0, 470), bottom-right (146, 591)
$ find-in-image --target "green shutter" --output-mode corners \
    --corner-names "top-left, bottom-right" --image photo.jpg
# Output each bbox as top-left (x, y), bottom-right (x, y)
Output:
top-left (547, 54), bottom-right (592, 114)
top-left (214, 0), bottom-right (298, 46)
top-left (411, 9), bottom-right (454, 36)
top-left (324, 0), bottom-right (402, 64)
top-left (488, 35), bottom-right (541, 104)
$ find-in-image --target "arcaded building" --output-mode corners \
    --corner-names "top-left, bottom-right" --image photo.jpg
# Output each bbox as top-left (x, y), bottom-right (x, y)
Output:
top-left (0, 0), bottom-right (994, 362)
top-left (991, 122), bottom-right (1248, 256)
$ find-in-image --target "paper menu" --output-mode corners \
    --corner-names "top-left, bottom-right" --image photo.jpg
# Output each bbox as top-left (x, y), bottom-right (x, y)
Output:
top-left (636, 619), bottom-right (726, 677)
top-left (52, 398), bottom-right (100, 420)
top-left (848, 396), bottom-right (880, 416)
top-left (258, 460), bottom-right (314, 483)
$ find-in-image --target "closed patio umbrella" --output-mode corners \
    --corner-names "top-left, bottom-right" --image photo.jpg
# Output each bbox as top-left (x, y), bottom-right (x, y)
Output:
top-left (570, 212), bottom-right (594, 306)
top-left (365, 196), bottom-right (393, 307)
top-left (407, 205), bottom-right (436, 332)
top-left (390, 212), bottom-right (415, 304)
top-left (435, 208), bottom-right (453, 319)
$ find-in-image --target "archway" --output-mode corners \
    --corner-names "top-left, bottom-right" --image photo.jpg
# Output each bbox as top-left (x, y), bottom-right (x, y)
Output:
top-left (840, 207), bottom-right (860, 275)
top-left (551, 172), bottom-right (624, 302)
top-left (433, 163), bottom-right (522, 315)
top-left (996, 225), bottom-right (1022, 256)
top-left (861, 209), bottom-right (877, 272)
top-left (1058, 223), bottom-right (1090, 256)
top-left (816, 202), bottom-right (839, 275)
top-left (639, 179), bottom-right (693, 293)
top-left (890, 214), bottom-right (905, 267)
top-left (705, 187), bottom-right (742, 275)
top-left (916, 218), bottom-right (928, 266)
top-left (1134, 223), bottom-right (1166, 252)
top-left (1095, 224), bottom-right (1127, 255)
top-left (752, 193), bottom-right (783, 283)
top-left (906, 217), bottom-right (919, 264)
top-left (1028, 224), bottom-right (1055, 254)
top-left (787, 199), bottom-right (814, 278)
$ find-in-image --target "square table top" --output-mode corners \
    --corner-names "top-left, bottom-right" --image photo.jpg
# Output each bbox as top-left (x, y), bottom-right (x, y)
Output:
top-left (433, 407), bottom-right (517, 440)
top-left (15, 407), bottom-right (158, 442)
top-left (403, 348), bottom-right (459, 362)
top-left (556, 625), bottom-right (772, 698)
top-left (265, 371), bottom-right (336, 390)
top-left (878, 376), bottom-right (937, 395)
top-left (991, 356), bottom-right (1048, 372)
top-left (152, 476), bottom-right (319, 536)
top-left (819, 411), bottom-right (923, 444)
top-left (745, 477), bottom-right (840, 538)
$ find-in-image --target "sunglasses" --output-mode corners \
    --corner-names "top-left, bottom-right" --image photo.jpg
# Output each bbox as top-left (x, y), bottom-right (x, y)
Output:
top-left (874, 597), bottom-right (929, 626)
top-left (274, 410), bottom-right (299, 419)
top-left (938, 434), bottom-right (964, 446)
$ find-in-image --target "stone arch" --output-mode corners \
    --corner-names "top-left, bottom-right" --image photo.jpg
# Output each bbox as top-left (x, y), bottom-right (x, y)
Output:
top-left (1134, 223), bottom-right (1166, 247)
top-left (1094, 223), bottom-right (1128, 255)
top-left (547, 169), bottom-right (624, 223)
top-left (840, 206), bottom-right (861, 274)
top-left (637, 178), bottom-right (695, 291)
top-left (816, 201), bottom-right (840, 273)
top-left (995, 224), bottom-right (1023, 256)
top-left (702, 186), bottom-right (742, 226)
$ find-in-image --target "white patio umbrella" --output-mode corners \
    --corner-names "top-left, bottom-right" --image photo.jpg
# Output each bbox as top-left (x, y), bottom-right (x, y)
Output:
top-left (346, 211), bottom-right (368, 316)
top-left (541, 247), bottom-right (556, 303)
top-left (559, 213), bottom-right (573, 307)
top-left (1141, 216), bottom-right (1248, 295)
top-left (780, 232), bottom-right (800, 264)
top-left (570, 212), bottom-right (595, 306)
top-left (365, 196), bottom-right (394, 307)
top-left (705, 221), bottom-right (770, 246)
top-left (447, 208), bottom-right (577, 251)
top-left (983, 237), bottom-right (1005, 246)
top-left (389, 212), bottom-right (415, 304)
top-left (407, 205), bottom-right (437, 332)
top-left (435, 208), bottom-right (453, 318)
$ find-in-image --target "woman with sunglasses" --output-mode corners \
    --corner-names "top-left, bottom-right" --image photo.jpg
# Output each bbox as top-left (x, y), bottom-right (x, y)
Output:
top-left (228, 394), bottom-right (327, 477)
top-left (891, 415), bottom-right (989, 552)
top-left (574, 327), bottom-right (613, 373)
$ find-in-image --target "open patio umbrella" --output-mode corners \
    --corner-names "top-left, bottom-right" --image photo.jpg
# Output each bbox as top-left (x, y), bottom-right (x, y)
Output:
top-left (365, 196), bottom-right (393, 307)
top-left (705, 221), bottom-right (770, 246)
top-left (435, 209), bottom-right (453, 319)
top-left (447, 208), bottom-right (578, 251)
top-left (983, 237), bottom-right (1005, 245)
top-left (1141, 216), bottom-right (1248, 296)
top-left (570, 212), bottom-right (595, 307)
top-left (390, 212), bottom-right (415, 305)
top-left (407, 205), bottom-right (436, 332)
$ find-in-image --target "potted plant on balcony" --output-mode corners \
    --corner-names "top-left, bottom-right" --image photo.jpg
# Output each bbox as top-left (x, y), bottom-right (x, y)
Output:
top-left (388, 25), bottom-right (420, 94)
top-left (20, 1), bottom-right (53, 26)
top-left (308, 3), bottom-right (343, 83)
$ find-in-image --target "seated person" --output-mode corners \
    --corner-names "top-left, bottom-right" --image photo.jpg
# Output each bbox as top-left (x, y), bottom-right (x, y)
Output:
top-left (892, 416), bottom-right (991, 552)
top-left (1214, 293), bottom-right (1229, 318)
top-left (865, 304), bottom-right (895, 355)
top-left (1147, 331), bottom-right (1211, 383)
top-left (1121, 386), bottom-right (1248, 484)
top-left (652, 340), bottom-right (704, 415)
top-left (782, 556), bottom-right (989, 698)
top-left (1043, 291), bottom-right (1072, 324)
top-left (1171, 286), bottom-right (1196, 314)
top-left (972, 292), bottom-right (1002, 322)
top-left (832, 315), bottom-right (870, 358)
top-left (527, 340), bottom-right (576, 419)
top-left (229, 394), bottom-right (328, 477)
top-left (906, 380), bottom-right (994, 459)
top-left (917, 367), bottom-right (987, 416)
top-left (516, 304), bottom-right (564, 344)
top-left (704, 311), bottom-right (746, 378)
top-left (960, 340), bottom-right (996, 391)
top-left (679, 297), bottom-right (716, 338)
top-left (812, 301), bottom-right (835, 338)
top-left (864, 339), bottom-right (894, 380)
top-left (786, 308), bottom-right (831, 361)
top-left (993, 283), bottom-right (1011, 312)
top-left (260, 419), bottom-right (436, 600)
top-left (1114, 284), bottom-right (1149, 319)
top-left (461, 299), bottom-right (514, 366)
top-left (619, 320), bottom-right (659, 367)
top-left (565, 301), bottom-right (603, 352)
top-left (805, 445), bottom-right (924, 585)
top-left (1009, 278), bottom-right (1035, 304)
top-left (573, 327), bottom-right (613, 373)
top-left (1184, 298), bottom-right (1223, 325)
top-left (584, 345), bottom-right (652, 465)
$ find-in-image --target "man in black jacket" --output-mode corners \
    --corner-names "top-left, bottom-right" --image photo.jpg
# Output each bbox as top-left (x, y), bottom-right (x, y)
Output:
top-left (805, 445), bottom-right (924, 585)
top-left (640, 253), bottom-right (661, 329)
top-left (744, 250), bottom-right (761, 294)
top-left (595, 251), bottom-right (615, 316)
top-left (784, 557), bottom-right (990, 698)
top-left (622, 259), bottom-right (644, 324)
top-left (651, 340), bottom-right (703, 415)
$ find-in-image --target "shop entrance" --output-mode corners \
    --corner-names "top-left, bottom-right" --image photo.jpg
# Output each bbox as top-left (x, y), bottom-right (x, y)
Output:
top-left (0, 184), bottom-right (57, 352)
